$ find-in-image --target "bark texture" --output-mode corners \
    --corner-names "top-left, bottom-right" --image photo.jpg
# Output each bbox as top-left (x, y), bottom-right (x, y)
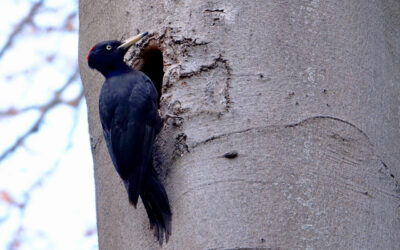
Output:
top-left (79, 0), bottom-right (400, 249)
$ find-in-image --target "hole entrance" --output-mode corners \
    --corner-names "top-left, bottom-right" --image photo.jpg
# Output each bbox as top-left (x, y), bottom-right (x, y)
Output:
top-left (138, 44), bottom-right (164, 105)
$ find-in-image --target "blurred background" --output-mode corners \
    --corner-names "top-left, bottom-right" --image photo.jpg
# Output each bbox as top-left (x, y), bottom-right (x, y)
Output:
top-left (0, 0), bottom-right (98, 249)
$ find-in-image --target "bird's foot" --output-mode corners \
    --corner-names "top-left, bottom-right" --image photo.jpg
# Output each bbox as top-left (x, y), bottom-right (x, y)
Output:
top-left (162, 114), bottom-right (183, 125)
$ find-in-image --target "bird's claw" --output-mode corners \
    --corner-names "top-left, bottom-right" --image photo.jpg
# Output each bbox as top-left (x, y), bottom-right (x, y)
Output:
top-left (162, 114), bottom-right (183, 125)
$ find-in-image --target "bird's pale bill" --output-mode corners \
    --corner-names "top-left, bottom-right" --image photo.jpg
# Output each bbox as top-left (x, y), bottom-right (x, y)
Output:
top-left (118, 32), bottom-right (149, 49)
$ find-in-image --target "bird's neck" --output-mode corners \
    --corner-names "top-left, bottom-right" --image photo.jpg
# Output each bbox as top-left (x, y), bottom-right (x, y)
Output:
top-left (103, 62), bottom-right (132, 79)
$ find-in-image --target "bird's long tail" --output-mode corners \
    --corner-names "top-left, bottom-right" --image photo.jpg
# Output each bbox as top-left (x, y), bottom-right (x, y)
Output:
top-left (140, 166), bottom-right (172, 245)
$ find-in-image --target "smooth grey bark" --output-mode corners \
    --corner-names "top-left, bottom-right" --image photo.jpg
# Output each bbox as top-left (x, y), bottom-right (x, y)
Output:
top-left (79, 0), bottom-right (400, 249)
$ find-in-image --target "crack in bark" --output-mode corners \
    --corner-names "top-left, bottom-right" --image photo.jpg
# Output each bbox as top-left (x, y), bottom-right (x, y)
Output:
top-left (174, 178), bottom-right (272, 204)
top-left (179, 54), bottom-right (228, 79)
top-left (188, 115), bottom-right (399, 202)
top-left (284, 115), bottom-right (372, 144)
top-left (158, 27), bottom-right (210, 60)
top-left (172, 37), bottom-right (209, 47)
top-left (192, 115), bottom-right (373, 148)
top-left (191, 127), bottom-right (253, 148)
top-left (203, 9), bottom-right (225, 13)
top-left (379, 159), bottom-right (400, 195)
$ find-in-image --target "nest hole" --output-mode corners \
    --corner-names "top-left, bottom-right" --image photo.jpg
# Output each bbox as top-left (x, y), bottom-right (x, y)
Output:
top-left (138, 44), bottom-right (164, 105)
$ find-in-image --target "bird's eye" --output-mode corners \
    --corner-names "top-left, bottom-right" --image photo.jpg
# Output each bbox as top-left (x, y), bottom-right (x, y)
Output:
top-left (106, 45), bottom-right (112, 50)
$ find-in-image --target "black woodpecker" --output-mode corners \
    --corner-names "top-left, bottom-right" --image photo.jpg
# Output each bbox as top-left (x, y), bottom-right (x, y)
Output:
top-left (87, 32), bottom-right (171, 245)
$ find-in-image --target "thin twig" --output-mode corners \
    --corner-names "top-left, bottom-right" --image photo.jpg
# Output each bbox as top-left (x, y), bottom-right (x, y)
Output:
top-left (0, 0), bottom-right (44, 59)
top-left (0, 69), bottom-right (80, 163)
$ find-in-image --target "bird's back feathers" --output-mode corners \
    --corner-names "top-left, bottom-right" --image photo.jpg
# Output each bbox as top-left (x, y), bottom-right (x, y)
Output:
top-left (98, 69), bottom-right (171, 243)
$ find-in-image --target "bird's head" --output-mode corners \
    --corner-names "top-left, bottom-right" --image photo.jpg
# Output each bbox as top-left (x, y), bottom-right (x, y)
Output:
top-left (87, 32), bottom-right (148, 77)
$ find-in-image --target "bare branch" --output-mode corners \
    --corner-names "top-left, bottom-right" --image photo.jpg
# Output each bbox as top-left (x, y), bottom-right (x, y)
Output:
top-left (0, 0), bottom-right (93, 248)
top-left (0, 69), bottom-right (80, 163)
top-left (5, 158), bottom-right (62, 250)
top-left (0, 0), bottom-right (44, 60)
top-left (63, 12), bottom-right (78, 31)
top-left (1, 78), bottom-right (84, 248)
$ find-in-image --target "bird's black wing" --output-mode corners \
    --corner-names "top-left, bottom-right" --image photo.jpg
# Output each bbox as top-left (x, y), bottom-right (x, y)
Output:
top-left (100, 71), bottom-right (161, 206)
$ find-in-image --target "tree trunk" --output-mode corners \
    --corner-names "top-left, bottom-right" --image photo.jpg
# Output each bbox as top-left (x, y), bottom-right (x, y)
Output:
top-left (79, 0), bottom-right (400, 249)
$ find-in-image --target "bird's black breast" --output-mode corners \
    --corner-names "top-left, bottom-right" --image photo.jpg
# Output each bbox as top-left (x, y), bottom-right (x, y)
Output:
top-left (99, 71), bottom-right (159, 127)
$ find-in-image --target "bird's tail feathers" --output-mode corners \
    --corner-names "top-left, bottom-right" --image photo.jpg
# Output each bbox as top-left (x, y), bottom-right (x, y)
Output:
top-left (141, 168), bottom-right (172, 245)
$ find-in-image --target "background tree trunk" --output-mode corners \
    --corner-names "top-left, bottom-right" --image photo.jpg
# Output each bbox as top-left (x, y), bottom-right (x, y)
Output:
top-left (79, 0), bottom-right (400, 249)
